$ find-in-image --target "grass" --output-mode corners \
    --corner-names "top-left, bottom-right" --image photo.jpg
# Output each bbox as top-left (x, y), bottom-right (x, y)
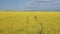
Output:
top-left (0, 11), bottom-right (60, 34)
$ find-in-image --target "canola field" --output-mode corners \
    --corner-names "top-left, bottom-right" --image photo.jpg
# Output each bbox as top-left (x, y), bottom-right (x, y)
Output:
top-left (0, 12), bottom-right (60, 34)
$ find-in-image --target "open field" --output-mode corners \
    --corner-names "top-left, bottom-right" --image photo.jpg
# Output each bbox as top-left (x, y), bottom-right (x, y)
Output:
top-left (0, 11), bottom-right (60, 34)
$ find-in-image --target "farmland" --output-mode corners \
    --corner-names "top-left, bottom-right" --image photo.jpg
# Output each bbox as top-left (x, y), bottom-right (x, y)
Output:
top-left (0, 11), bottom-right (60, 34)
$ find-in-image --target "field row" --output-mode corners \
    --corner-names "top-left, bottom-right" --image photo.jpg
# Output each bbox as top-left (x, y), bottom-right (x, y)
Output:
top-left (0, 12), bottom-right (60, 34)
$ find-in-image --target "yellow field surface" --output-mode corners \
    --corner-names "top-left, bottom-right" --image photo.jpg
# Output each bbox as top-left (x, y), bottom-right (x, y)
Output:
top-left (0, 12), bottom-right (60, 34)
